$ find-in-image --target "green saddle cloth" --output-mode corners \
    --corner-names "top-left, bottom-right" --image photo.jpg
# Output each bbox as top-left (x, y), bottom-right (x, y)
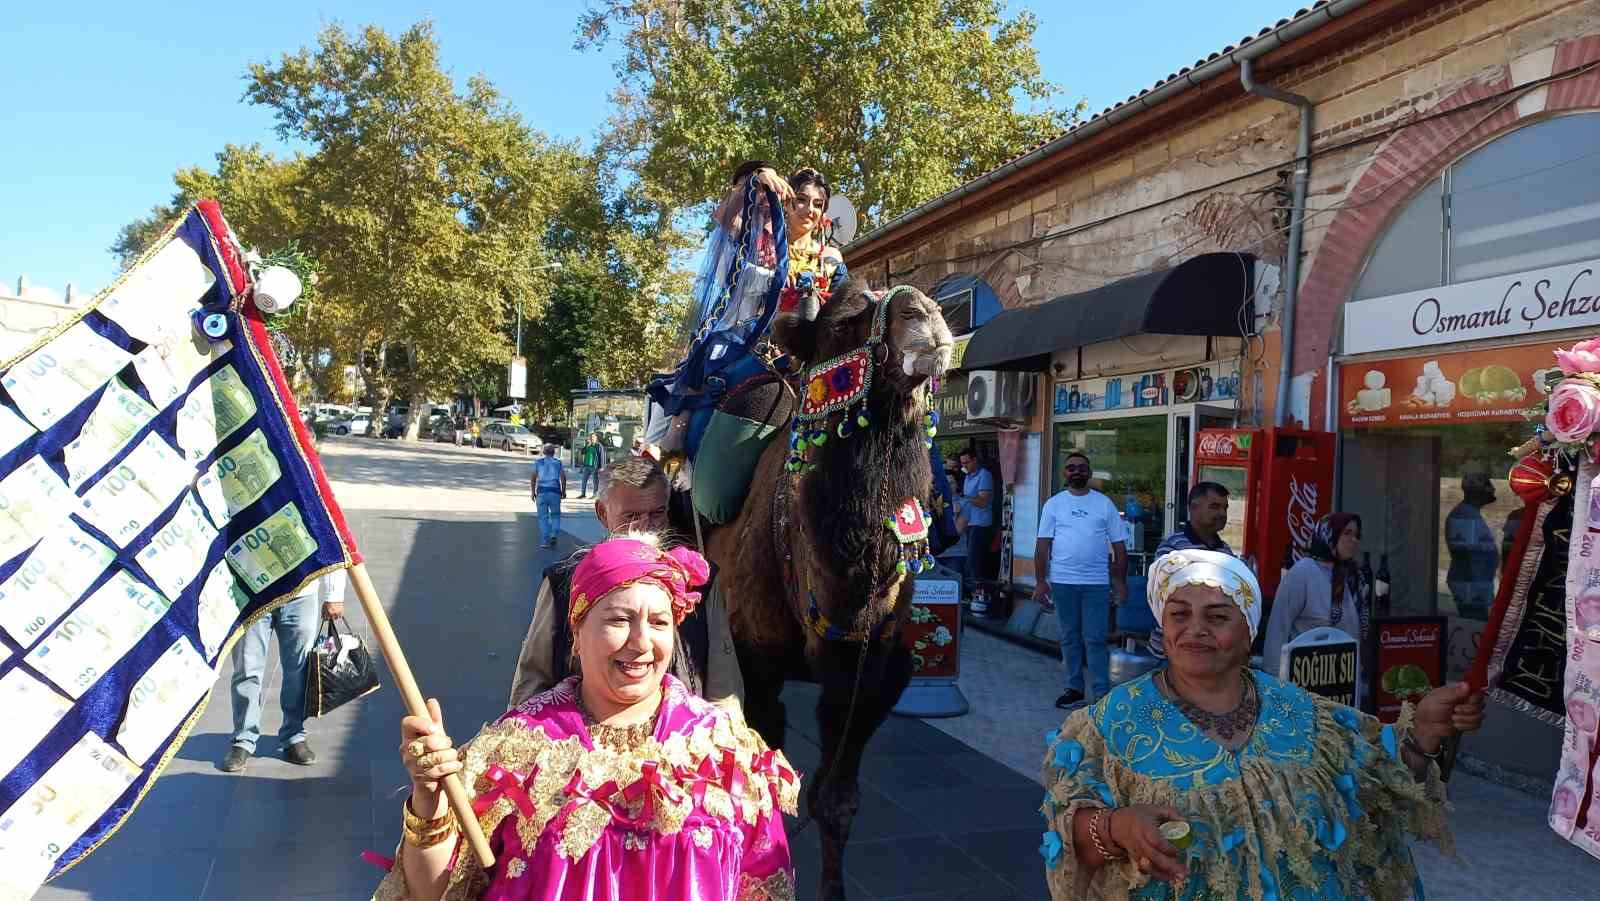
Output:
top-left (691, 409), bottom-right (781, 524)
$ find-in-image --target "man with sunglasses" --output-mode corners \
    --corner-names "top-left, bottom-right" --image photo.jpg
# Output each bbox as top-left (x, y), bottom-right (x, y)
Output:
top-left (1032, 451), bottom-right (1129, 709)
top-left (507, 455), bottom-right (743, 710)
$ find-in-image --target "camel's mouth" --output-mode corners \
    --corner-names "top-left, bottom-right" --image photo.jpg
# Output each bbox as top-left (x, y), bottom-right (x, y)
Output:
top-left (900, 340), bottom-right (953, 379)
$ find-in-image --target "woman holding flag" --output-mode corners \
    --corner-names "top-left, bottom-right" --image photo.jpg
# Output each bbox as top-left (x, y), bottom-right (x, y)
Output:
top-left (374, 533), bottom-right (798, 901)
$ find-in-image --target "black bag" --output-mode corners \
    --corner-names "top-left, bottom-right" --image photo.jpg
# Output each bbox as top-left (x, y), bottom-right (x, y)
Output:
top-left (304, 616), bottom-right (381, 717)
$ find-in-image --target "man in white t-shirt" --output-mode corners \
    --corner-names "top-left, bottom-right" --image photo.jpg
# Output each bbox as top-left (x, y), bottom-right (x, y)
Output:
top-left (1032, 451), bottom-right (1128, 708)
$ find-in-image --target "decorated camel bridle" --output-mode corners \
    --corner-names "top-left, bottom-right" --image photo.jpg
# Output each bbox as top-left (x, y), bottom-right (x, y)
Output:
top-left (774, 285), bottom-right (942, 644)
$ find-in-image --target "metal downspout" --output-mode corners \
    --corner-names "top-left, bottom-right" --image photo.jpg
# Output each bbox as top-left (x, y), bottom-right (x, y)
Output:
top-left (1240, 57), bottom-right (1313, 427)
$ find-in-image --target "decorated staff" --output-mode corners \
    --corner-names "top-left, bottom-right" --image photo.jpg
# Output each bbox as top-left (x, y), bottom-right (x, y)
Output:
top-left (1469, 338), bottom-right (1600, 860)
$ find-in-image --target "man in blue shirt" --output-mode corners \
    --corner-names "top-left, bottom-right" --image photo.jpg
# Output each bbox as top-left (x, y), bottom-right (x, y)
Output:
top-left (955, 449), bottom-right (994, 588)
top-left (1149, 481), bottom-right (1235, 658)
top-left (531, 444), bottom-right (568, 548)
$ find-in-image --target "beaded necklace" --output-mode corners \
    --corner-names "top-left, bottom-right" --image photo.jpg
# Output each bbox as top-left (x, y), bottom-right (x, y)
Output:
top-left (1157, 668), bottom-right (1260, 750)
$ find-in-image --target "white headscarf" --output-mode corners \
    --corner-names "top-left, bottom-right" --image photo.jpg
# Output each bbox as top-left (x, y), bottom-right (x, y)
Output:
top-left (1147, 549), bottom-right (1262, 640)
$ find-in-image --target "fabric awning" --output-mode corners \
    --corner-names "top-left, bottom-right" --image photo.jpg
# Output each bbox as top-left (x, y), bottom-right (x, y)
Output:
top-left (960, 252), bottom-right (1256, 371)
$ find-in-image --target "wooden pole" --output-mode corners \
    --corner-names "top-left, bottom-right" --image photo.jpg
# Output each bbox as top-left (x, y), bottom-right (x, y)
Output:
top-left (348, 562), bottom-right (495, 868)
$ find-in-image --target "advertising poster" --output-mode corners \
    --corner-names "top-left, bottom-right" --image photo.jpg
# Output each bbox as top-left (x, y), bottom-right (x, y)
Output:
top-left (1054, 360), bottom-right (1240, 415)
top-left (903, 574), bottom-right (960, 679)
top-left (1285, 639), bottom-right (1358, 706)
top-left (1339, 341), bottom-right (1564, 428)
top-left (1373, 616), bottom-right (1447, 723)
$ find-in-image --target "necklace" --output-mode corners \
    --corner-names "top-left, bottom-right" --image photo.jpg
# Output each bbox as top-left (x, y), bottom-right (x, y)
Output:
top-left (575, 686), bottom-right (662, 753)
top-left (1159, 669), bottom-right (1259, 747)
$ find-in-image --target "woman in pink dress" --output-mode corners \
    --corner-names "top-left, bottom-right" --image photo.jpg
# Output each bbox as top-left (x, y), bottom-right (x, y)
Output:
top-left (374, 535), bottom-right (798, 901)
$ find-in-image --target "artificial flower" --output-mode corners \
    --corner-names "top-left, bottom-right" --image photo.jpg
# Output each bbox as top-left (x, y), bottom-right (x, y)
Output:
top-left (1555, 337), bottom-right (1600, 375)
top-left (1545, 379), bottom-right (1600, 443)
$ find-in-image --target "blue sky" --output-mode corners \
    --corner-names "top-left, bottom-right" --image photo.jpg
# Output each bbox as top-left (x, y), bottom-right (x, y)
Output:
top-left (1, 1), bottom-right (1301, 296)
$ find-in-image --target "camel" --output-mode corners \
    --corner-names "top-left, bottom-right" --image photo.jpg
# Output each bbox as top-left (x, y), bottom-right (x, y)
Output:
top-left (704, 278), bottom-right (953, 900)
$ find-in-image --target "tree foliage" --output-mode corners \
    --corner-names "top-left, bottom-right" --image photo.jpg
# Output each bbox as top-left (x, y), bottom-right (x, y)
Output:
top-left (244, 22), bottom-right (573, 435)
top-left (579, 0), bottom-right (1079, 224)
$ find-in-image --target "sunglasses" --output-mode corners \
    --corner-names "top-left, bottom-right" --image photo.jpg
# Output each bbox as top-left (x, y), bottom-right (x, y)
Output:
top-left (1064, 463), bottom-right (1090, 473)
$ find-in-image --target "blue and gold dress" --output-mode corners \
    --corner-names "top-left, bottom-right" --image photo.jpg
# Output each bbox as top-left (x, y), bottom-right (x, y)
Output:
top-left (1041, 670), bottom-right (1451, 900)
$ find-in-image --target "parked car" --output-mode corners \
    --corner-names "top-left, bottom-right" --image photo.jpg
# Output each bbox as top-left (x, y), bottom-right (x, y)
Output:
top-left (332, 414), bottom-right (371, 436)
top-left (430, 418), bottom-right (461, 444)
top-left (473, 419), bottom-right (509, 448)
top-left (480, 421), bottom-right (539, 454)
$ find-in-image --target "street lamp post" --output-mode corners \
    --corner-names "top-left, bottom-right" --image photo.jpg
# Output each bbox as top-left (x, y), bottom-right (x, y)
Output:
top-left (517, 261), bottom-right (564, 357)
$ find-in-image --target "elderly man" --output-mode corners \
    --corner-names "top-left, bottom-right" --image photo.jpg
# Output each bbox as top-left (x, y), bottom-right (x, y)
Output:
top-left (1148, 481), bottom-right (1236, 659)
top-left (509, 454), bottom-right (744, 709)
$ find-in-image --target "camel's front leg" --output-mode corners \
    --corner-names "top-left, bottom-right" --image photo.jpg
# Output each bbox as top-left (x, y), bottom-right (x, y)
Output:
top-left (807, 639), bottom-right (913, 901)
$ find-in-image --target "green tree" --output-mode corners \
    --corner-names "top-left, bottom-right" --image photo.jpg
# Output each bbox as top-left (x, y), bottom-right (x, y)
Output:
top-left (246, 22), bottom-right (572, 438)
top-left (579, 0), bottom-right (1079, 224)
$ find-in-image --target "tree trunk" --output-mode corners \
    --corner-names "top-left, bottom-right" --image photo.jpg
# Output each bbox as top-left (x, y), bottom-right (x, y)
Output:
top-left (403, 389), bottom-right (428, 441)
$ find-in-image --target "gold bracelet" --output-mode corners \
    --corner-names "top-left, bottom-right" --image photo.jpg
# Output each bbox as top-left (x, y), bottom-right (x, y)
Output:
top-left (403, 821), bottom-right (459, 849)
top-left (403, 798), bottom-right (455, 835)
top-left (1088, 807), bottom-right (1124, 861)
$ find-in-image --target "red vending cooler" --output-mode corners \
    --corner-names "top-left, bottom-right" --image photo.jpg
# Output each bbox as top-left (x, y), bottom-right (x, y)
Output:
top-left (1192, 427), bottom-right (1335, 598)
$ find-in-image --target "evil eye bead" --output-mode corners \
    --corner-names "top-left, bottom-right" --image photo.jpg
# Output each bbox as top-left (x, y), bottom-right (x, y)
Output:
top-left (199, 312), bottom-right (229, 339)
top-left (909, 558), bottom-right (924, 574)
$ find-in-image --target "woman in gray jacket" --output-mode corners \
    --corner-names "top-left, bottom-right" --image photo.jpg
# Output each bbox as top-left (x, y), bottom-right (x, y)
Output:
top-left (1263, 513), bottom-right (1367, 673)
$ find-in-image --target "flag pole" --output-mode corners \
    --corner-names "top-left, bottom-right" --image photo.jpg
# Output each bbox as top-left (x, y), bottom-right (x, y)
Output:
top-left (348, 562), bottom-right (496, 868)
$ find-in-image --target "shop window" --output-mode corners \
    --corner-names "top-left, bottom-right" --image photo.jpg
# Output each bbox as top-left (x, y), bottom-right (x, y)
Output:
top-left (1054, 416), bottom-right (1168, 564)
top-left (1340, 421), bottom-right (1525, 678)
top-left (937, 288), bottom-right (975, 334)
top-left (1353, 113), bottom-right (1600, 299)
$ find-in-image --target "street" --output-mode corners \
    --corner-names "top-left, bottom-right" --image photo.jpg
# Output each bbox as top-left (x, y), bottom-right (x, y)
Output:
top-left (37, 437), bottom-right (1596, 900)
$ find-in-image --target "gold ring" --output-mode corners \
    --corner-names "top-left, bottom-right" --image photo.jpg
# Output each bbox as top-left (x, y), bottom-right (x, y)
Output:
top-left (408, 738), bottom-right (427, 760)
top-left (418, 751), bottom-right (448, 770)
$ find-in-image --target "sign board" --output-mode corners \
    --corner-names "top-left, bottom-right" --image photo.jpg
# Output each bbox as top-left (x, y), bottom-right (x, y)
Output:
top-left (903, 572), bottom-right (960, 680)
top-left (1281, 627), bottom-right (1359, 706)
top-left (586, 377), bottom-right (602, 391)
top-left (1343, 256), bottom-right (1600, 355)
top-left (508, 357), bottom-right (527, 399)
top-left (1373, 616), bottom-right (1447, 723)
top-left (1339, 340), bottom-right (1561, 429)
top-left (1054, 360), bottom-right (1239, 416)
top-left (949, 334), bottom-right (970, 370)
top-left (933, 372), bottom-right (979, 435)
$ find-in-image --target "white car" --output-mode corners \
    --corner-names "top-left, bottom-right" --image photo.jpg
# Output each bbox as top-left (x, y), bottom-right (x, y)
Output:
top-left (332, 414), bottom-right (372, 436)
top-left (480, 421), bottom-right (539, 453)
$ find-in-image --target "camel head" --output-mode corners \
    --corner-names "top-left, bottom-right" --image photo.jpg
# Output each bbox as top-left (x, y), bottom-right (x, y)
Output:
top-left (775, 278), bottom-right (954, 395)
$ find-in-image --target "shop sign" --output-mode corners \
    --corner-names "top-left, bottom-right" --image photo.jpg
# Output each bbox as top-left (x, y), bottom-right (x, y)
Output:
top-left (1345, 256), bottom-right (1600, 355)
top-left (1373, 616), bottom-right (1447, 723)
top-left (1054, 360), bottom-right (1239, 415)
top-left (1195, 429), bottom-right (1253, 461)
top-left (933, 373), bottom-right (977, 434)
top-left (1283, 633), bottom-right (1359, 706)
top-left (903, 574), bottom-right (960, 680)
top-left (949, 334), bottom-right (971, 370)
top-left (1338, 341), bottom-right (1561, 429)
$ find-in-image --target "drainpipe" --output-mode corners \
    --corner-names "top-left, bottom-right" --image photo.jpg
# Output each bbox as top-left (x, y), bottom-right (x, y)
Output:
top-left (1240, 57), bottom-right (1313, 428)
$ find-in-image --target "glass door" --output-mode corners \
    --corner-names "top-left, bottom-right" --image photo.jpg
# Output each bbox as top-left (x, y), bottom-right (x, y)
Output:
top-left (1054, 413), bottom-right (1169, 563)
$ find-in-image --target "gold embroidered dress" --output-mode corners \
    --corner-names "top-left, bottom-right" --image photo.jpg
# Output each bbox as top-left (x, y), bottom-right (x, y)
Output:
top-left (1041, 670), bottom-right (1452, 901)
top-left (375, 675), bottom-right (798, 901)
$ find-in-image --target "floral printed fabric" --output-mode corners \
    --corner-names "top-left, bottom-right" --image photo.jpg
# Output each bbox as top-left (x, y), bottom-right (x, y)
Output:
top-left (1040, 670), bottom-right (1450, 901)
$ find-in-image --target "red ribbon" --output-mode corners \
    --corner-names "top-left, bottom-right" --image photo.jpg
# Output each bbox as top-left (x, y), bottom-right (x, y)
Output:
top-left (473, 764), bottom-right (536, 818)
top-left (621, 760), bottom-right (688, 824)
top-left (751, 749), bottom-right (797, 804)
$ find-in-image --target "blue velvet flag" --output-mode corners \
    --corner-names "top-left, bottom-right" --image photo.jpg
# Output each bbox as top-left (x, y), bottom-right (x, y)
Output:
top-left (0, 202), bottom-right (360, 895)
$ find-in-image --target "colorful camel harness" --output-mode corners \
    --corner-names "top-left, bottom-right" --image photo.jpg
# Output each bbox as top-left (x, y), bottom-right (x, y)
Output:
top-left (777, 286), bottom-right (941, 643)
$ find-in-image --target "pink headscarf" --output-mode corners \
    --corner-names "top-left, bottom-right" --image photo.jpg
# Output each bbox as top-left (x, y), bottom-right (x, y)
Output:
top-left (568, 537), bottom-right (710, 630)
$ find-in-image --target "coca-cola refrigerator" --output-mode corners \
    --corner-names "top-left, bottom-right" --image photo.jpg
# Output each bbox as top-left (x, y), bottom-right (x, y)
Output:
top-left (1192, 427), bottom-right (1335, 599)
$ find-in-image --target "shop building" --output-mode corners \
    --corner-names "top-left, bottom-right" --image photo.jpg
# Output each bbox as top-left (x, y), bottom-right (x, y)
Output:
top-left (844, 0), bottom-right (1600, 780)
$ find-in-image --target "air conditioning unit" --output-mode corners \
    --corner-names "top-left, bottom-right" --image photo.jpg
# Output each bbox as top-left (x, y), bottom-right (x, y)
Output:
top-left (966, 371), bottom-right (1000, 419)
top-left (966, 371), bottom-right (1038, 421)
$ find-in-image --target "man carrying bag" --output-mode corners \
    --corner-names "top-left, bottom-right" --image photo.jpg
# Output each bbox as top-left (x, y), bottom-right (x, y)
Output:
top-left (303, 569), bottom-right (381, 719)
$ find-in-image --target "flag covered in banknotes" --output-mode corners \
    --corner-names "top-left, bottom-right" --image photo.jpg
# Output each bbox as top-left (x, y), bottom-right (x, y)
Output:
top-left (0, 201), bottom-right (360, 897)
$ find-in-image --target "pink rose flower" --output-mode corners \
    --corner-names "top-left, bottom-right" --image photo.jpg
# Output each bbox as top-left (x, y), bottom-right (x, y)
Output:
top-left (1556, 338), bottom-right (1600, 375)
top-left (1568, 698), bottom-right (1598, 734)
top-left (1545, 380), bottom-right (1600, 443)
